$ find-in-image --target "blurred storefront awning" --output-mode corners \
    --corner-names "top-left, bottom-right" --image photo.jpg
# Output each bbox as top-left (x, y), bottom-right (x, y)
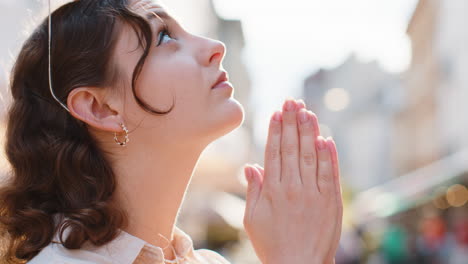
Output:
top-left (351, 149), bottom-right (468, 224)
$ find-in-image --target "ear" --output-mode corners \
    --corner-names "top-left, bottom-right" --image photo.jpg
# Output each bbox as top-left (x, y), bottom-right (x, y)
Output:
top-left (67, 87), bottom-right (123, 133)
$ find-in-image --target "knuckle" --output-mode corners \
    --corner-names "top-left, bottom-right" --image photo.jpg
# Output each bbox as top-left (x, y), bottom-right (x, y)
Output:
top-left (302, 151), bottom-right (316, 166)
top-left (318, 170), bottom-right (333, 187)
top-left (262, 183), bottom-right (278, 200)
top-left (285, 183), bottom-right (302, 201)
top-left (281, 143), bottom-right (297, 157)
top-left (305, 189), bottom-right (317, 201)
top-left (318, 172), bottom-right (332, 184)
top-left (265, 148), bottom-right (280, 161)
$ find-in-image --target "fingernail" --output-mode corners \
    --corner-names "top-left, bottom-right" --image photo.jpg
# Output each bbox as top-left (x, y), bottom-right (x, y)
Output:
top-left (299, 110), bottom-right (309, 123)
top-left (296, 99), bottom-right (306, 107)
top-left (284, 100), bottom-right (296, 111)
top-left (317, 137), bottom-right (326, 150)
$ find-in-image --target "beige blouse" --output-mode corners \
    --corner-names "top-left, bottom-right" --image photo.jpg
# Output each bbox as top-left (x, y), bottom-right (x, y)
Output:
top-left (28, 226), bottom-right (231, 264)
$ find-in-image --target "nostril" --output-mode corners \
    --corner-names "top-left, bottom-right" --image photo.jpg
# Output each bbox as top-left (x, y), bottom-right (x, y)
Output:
top-left (209, 52), bottom-right (222, 64)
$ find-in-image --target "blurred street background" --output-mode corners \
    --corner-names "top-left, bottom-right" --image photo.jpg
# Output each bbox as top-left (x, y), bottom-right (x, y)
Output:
top-left (0, 0), bottom-right (467, 263)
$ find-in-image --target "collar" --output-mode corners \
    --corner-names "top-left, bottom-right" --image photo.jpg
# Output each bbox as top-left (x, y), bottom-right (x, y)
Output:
top-left (52, 216), bottom-right (194, 264)
top-left (82, 226), bottom-right (195, 263)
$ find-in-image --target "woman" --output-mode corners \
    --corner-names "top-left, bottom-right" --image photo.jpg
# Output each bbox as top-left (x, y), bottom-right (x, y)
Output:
top-left (0, 0), bottom-right (343, 263)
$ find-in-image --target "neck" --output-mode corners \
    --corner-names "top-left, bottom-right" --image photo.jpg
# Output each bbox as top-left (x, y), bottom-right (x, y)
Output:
top-left (111, 141), bottom-right (206, 260)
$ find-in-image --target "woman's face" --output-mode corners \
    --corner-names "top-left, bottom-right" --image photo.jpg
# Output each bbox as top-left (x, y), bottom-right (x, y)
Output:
top-left (112, 0), bottom-right (244, 148)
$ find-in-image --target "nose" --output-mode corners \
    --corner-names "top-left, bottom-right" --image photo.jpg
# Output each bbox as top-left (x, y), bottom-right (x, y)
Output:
top-left (196, 37), bottom-right (226, 67)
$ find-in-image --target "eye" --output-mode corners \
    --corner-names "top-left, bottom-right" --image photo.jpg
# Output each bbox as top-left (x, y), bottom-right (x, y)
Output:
top-left (156, 26), bottom-right (173, 46)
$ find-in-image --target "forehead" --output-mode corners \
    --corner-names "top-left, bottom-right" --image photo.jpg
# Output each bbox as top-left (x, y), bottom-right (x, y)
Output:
top-left (129, 0), bottom-right (166, 14)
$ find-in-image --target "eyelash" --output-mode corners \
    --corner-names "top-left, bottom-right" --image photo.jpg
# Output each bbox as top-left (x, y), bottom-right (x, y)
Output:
top-left (156, 25), bottom-right (172, 46)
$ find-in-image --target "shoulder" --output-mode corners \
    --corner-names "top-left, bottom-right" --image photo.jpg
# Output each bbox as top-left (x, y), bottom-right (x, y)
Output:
top-left (193, 249), bottom-right (232, 264)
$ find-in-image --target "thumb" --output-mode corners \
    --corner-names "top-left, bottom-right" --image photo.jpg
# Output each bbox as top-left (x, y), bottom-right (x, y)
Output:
top-left (244, 165), bottom-right (262, 223)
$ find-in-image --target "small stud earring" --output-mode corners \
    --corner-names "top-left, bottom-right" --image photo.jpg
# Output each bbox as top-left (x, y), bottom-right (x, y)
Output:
top-left (114, 122), bottom-right (129, 146)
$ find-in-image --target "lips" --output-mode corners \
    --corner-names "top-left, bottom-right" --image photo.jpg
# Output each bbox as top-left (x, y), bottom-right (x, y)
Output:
top-left (212, 71), bottom-right (229, 89)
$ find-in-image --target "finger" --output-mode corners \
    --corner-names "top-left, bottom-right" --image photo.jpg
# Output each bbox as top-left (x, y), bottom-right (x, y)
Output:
top-left (324, 138), bottom-right (343, 262)
top-left (296, 99), bottom-right (306, 110)
top-left (295, 99), bottom-right (306, 137)
top-left (295, 99), bottom-right (306, 141)
top-left (264, 111), bottom-right (282, 186)
top-left (310, 110), bottom-right (321, 137)
top-left (253, 164), bottom-right (265, 181)
top-left (297, 109), bottom-right (319, 191)
top-left (327, 138), bottom-right (342, 198)
top-left (316, 136), bottom-right (333, 195)
top-left (316, 137), bottom-right (338, 263)
top-left (244, 165), bottom-right (263, 223)
top-left (281, 99), bottom-right (301, 185)
top-left (328, 138), bottom-right (343, 241)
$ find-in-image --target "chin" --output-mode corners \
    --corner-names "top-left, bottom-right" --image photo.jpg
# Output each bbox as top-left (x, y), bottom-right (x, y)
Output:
top-left (225, 98), bottom-right (245, 126)
top-left (210, 99), bottom-right (245, 140)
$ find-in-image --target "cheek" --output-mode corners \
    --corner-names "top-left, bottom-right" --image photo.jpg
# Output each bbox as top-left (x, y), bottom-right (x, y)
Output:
top-left (128, 53), bottom-right (207, 119)
top-left (135, 66), bottom-right (177, 109)
top-left (142, 57), bottom-right (203, 102)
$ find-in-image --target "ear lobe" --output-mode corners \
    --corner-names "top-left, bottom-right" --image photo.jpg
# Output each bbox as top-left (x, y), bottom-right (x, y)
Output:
top-left (67, 87), bottom-right (122, 133)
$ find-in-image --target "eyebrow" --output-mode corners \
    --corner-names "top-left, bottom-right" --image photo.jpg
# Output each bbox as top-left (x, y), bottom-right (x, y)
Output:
top-left (145, 10), bottom-right (171, 21)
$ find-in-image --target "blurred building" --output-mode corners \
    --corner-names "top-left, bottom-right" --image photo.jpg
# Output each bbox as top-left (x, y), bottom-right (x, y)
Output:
top-left (338, 2), bottom-right (468, 262)
top-left (435, 0), bottom-right (468, 153)
top-left (393, 0), bottom-right (441, 175)
top-left (303, 55), bottom-right (401, 192)
top-left (352, 0), bottom-right (468, 227)
top-left (392, 0), bottom-right (468, 199)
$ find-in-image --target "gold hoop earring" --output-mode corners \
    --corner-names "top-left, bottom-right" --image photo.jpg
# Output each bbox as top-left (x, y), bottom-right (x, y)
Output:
top-left (114, 123), bottom-right (129, 146)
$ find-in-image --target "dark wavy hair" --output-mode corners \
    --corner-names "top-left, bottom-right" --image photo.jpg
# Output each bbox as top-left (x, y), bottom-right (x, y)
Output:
top-left (0, 0), bottom-right (174, 262)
